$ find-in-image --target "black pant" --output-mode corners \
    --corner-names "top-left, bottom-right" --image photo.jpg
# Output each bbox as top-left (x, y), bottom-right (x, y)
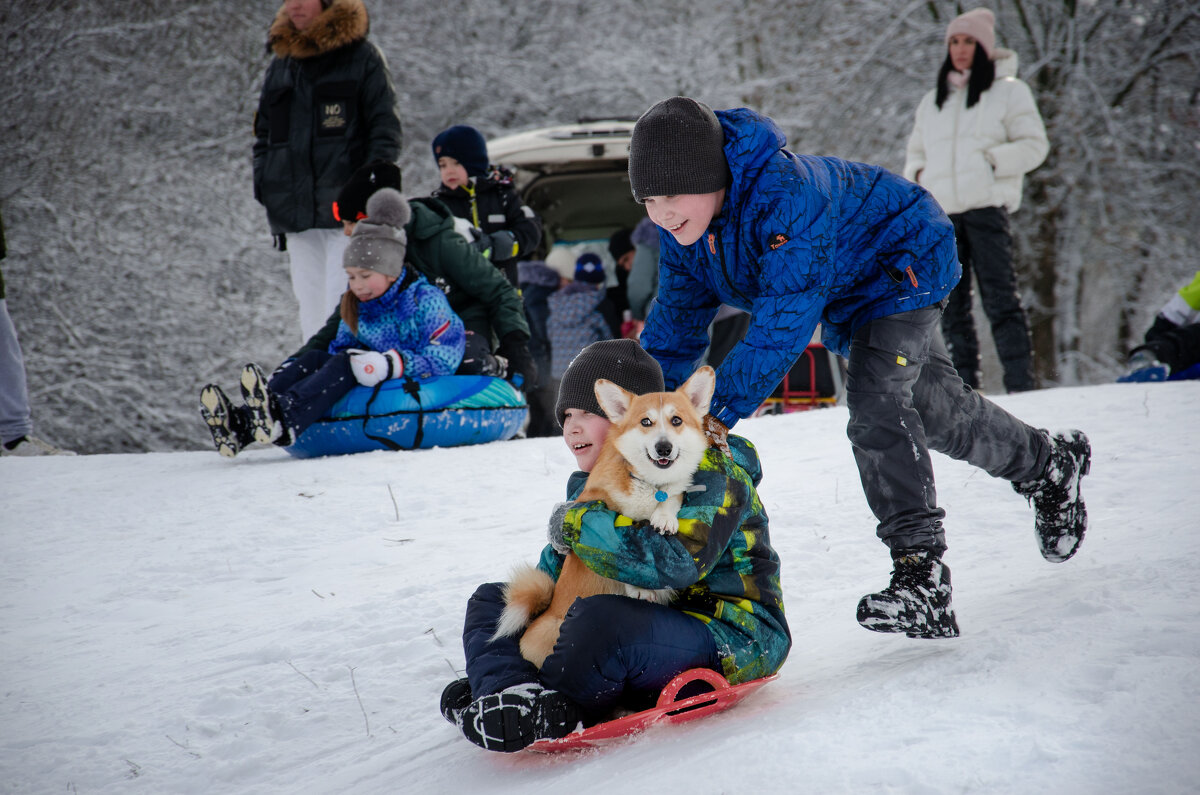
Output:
top-left (943, 207), bottom-right (1035, 392)
top-left (846, 305), bottom-right (1049, 554)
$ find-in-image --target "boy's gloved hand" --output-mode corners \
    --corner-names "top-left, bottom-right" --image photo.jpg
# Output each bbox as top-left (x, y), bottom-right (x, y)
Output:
top-left (702, 414), bottom-right (731, 456)
top-left (546, 501), bottom-right (579, 554)
top-left (498, 332), bottom-right (537, 391)
top-left (348, 349), bottom-right (402, 387)
top-left (484, 230), bottom-right (517, 261)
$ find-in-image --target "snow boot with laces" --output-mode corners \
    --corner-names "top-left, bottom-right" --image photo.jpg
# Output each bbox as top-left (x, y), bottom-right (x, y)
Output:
top-left (199, 384), bottom-right (253, 458)
top-left (457, 682), bottom-right (583, 752)
top-left (857, 550), bottom-right (960, 639)
top-left (1012, 430), bottom-right (1091, 563)
top-left (239, 363), bottom-right (290, 446)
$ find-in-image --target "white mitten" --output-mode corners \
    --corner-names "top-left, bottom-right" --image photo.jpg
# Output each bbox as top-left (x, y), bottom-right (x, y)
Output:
top-left (349, 349), bottom-right (402, 387)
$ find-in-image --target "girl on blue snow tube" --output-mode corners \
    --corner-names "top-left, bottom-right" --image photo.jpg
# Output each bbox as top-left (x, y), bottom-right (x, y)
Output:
top-left (199, 189), bottom-right (464, 458)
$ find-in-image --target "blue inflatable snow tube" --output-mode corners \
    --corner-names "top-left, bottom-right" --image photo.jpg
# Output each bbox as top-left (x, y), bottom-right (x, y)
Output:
top-left (285, 375), bottom-right (527, 459)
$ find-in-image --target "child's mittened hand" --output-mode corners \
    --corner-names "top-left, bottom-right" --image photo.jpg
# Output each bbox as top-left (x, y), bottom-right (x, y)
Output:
top-left (348, 349), bottom-right (402, 386)
top-left (702, 414), bottom-right (731, 457)
top-left (546, 501), bottom-right (578, 554)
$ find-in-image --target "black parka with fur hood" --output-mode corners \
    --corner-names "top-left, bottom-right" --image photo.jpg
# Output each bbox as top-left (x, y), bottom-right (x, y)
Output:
top-left (253, 0), bottom-right (402, 234)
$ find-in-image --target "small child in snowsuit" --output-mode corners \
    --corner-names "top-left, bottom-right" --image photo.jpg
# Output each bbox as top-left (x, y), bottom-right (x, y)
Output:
top-left (200, 189), bottom-right (465, 457)
top-left (546, 253), bottom-right (613, 399)
top-left (1118, 269), bottom-right (1200, 382)
top-left (431, 125), bottom-right (542, 288)
top-left (628, 97), bottom-right (1092, 639)
top-left (439, 339), bottom-right (789, 752)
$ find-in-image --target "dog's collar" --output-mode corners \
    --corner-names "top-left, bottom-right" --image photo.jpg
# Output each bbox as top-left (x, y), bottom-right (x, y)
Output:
top-left (627, 473), bottom-right (706, 502)
top-left (628, 472), bottom-right (670, 502)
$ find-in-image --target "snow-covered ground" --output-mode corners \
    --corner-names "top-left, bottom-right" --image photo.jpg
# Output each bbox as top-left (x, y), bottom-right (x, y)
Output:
top-left (2, 381), bottom-right (1197, 794)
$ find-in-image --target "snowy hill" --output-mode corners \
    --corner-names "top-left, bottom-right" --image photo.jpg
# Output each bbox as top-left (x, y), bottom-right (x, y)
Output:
top-left (2, 382), bottom-right (1197, 794)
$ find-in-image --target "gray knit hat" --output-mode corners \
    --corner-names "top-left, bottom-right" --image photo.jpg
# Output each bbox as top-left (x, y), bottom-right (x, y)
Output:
top-left (628, 97), bottom-right (729, 203)
top-left (342, 188), bottom-right (411, 278)
top-left (555, 339), bottom-right (665, 426)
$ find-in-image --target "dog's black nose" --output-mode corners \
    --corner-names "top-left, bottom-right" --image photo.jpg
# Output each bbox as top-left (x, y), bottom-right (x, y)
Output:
top-left (655, 440), bottom-right (674, 458)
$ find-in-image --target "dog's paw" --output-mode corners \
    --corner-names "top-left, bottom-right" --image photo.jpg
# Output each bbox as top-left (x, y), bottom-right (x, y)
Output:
top-left (650, 504), bottom-right (680, 535)
top-left (623, 585), bottom-right (675, 604)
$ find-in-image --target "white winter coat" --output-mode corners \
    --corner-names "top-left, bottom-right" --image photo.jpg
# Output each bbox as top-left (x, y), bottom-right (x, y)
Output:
top-left (904, 49), bottom-right (1048, 215)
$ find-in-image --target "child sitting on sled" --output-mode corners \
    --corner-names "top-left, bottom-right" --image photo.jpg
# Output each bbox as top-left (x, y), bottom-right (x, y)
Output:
top-left (199, 189), bottom-right (465, 457)
top-left (439, 339), bottom-right (790, 752)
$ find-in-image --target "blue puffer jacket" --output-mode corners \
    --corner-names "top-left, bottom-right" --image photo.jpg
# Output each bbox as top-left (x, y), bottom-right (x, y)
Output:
top-left (639, 108), bottom-right (961, 427)
top-left (328, 271), bottom-right (465, 378)
top-left (540, 436), bottom-right (789, 684)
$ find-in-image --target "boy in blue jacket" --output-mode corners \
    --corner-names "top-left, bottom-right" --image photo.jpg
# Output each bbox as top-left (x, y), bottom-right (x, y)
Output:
top-left (628, 97), bottom-right (1091, 639)
top-left (440, 339), bottom-right (788, 752)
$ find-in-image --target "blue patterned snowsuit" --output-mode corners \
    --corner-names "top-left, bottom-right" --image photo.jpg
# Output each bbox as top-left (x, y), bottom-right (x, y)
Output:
top-left (328, 271), bottom-right (465, 377)
top-left (639, 107), bottom-right (960, 426)
top-left (269, 271), bottom-right (464, 438)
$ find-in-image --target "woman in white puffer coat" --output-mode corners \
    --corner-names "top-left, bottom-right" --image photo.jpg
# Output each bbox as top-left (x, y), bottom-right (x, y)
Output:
top-left (904, 7), bottom-right (1048, 393)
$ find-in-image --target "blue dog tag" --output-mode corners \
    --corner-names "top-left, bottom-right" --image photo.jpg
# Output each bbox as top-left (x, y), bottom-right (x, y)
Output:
top-left (654, 490), bottom-right (668, 502)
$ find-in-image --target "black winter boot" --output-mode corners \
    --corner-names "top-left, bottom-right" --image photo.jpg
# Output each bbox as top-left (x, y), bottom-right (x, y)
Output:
top-left (199, 384), bottom-right (253, 458)
top-left (240, 363), bottom-right (290, 445)
top-left (857, 550), bottom-right (960, 639)
top-left (458, 683), bottom-right (582, 752)
top-left (440, 677), bottom-right (472, 725)
top-left (1013, 430), bottom-right (1091, 562)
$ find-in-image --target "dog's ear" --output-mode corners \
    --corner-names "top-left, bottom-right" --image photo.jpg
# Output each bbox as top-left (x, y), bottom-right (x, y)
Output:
top-left (593, 378), bottom-right (633, 422)
top-left (679, 366), bottom-right (716, 414)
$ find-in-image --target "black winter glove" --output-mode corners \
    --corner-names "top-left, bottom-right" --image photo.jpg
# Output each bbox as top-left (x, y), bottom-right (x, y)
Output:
top-left (487, 230), bottom-right (517, 261)
top-left (498, 332), bottom-right (537, 392)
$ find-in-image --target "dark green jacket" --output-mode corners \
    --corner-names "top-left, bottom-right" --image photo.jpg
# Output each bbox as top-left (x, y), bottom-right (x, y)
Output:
top-left (291, 197), bottom-right (530, 358)
top-left (539, 436), bottom-right (790, 684)
top-left (252, 0), bottom-right (401, 234)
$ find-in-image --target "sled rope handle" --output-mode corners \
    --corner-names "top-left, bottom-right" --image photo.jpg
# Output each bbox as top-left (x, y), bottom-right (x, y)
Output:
top-left (361, 374), bottom-right (425, 451)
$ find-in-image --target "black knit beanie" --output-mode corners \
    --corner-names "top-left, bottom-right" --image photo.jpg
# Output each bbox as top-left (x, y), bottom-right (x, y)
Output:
top-left (334, 160), bottom-right (402, 223)
top-left (555, 339), bottom-right (665, 426)
top-left (628, 97), bottom-right (729, 203)
top-left (432, 125), bottom-right (489, 178)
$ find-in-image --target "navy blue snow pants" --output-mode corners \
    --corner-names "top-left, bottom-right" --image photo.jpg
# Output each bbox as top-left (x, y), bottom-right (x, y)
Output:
top-left (462, 582), bottom-right (720, 720)
top-left (268, 349), bottom-right (356, 438)
top-left (846, 304), bottom-right (1050, 554)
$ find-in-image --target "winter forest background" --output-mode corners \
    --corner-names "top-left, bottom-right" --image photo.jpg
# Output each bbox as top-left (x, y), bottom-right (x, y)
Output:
top-left (2, 0), bottom-right (1198, 454)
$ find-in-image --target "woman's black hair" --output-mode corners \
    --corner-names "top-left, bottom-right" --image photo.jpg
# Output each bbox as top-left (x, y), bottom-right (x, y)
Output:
top-left (935, 45), bottom-right (996, 110)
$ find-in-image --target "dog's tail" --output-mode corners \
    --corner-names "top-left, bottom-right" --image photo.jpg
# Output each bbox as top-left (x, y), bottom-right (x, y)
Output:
top-left (491, 563), bottom-right (556, 641)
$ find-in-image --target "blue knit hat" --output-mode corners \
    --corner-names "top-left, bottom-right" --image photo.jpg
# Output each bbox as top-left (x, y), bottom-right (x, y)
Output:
top-left (432, 125), bottom-right (489, 178)
top-left (574, 252), bottom-right (605, 284)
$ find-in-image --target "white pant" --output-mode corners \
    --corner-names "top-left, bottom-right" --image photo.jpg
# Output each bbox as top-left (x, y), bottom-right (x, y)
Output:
top-left (287, 228), bottom-right (351, 341)
top-left (0, 298), bottom-right (32, 444)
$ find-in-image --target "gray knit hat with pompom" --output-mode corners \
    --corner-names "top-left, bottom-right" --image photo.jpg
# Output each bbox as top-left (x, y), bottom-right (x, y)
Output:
top-left (555, 339), bottom-right (665, 426)
top-left (342, 188), bottom-right (412, 278)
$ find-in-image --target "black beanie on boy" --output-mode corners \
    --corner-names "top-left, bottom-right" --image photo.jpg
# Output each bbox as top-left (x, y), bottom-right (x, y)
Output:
top-left (627, 97), bottom-right (729, 203)
top-left (555, 339), bottom-right (665, 426)
top-left (432, 125), bottom-right (490, 178)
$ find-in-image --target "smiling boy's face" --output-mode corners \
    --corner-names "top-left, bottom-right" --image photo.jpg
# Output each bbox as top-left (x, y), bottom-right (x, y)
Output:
top-left (561, 408), bottom-right (612, 472)
top-left (643, 189), bottom-right (725, 246)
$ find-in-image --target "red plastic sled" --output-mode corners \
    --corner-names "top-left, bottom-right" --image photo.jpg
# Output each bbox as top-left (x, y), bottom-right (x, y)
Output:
top-left (527, 668), bottom-right (778, 752)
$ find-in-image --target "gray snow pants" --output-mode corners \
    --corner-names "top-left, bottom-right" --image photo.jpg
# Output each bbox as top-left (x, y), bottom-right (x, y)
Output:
top-left (845, 304), bottom-right (1050, 554)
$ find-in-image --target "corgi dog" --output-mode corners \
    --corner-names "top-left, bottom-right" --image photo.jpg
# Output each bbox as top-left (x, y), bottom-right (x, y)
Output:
top-left (493, 366), bottom-right (716, 668)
